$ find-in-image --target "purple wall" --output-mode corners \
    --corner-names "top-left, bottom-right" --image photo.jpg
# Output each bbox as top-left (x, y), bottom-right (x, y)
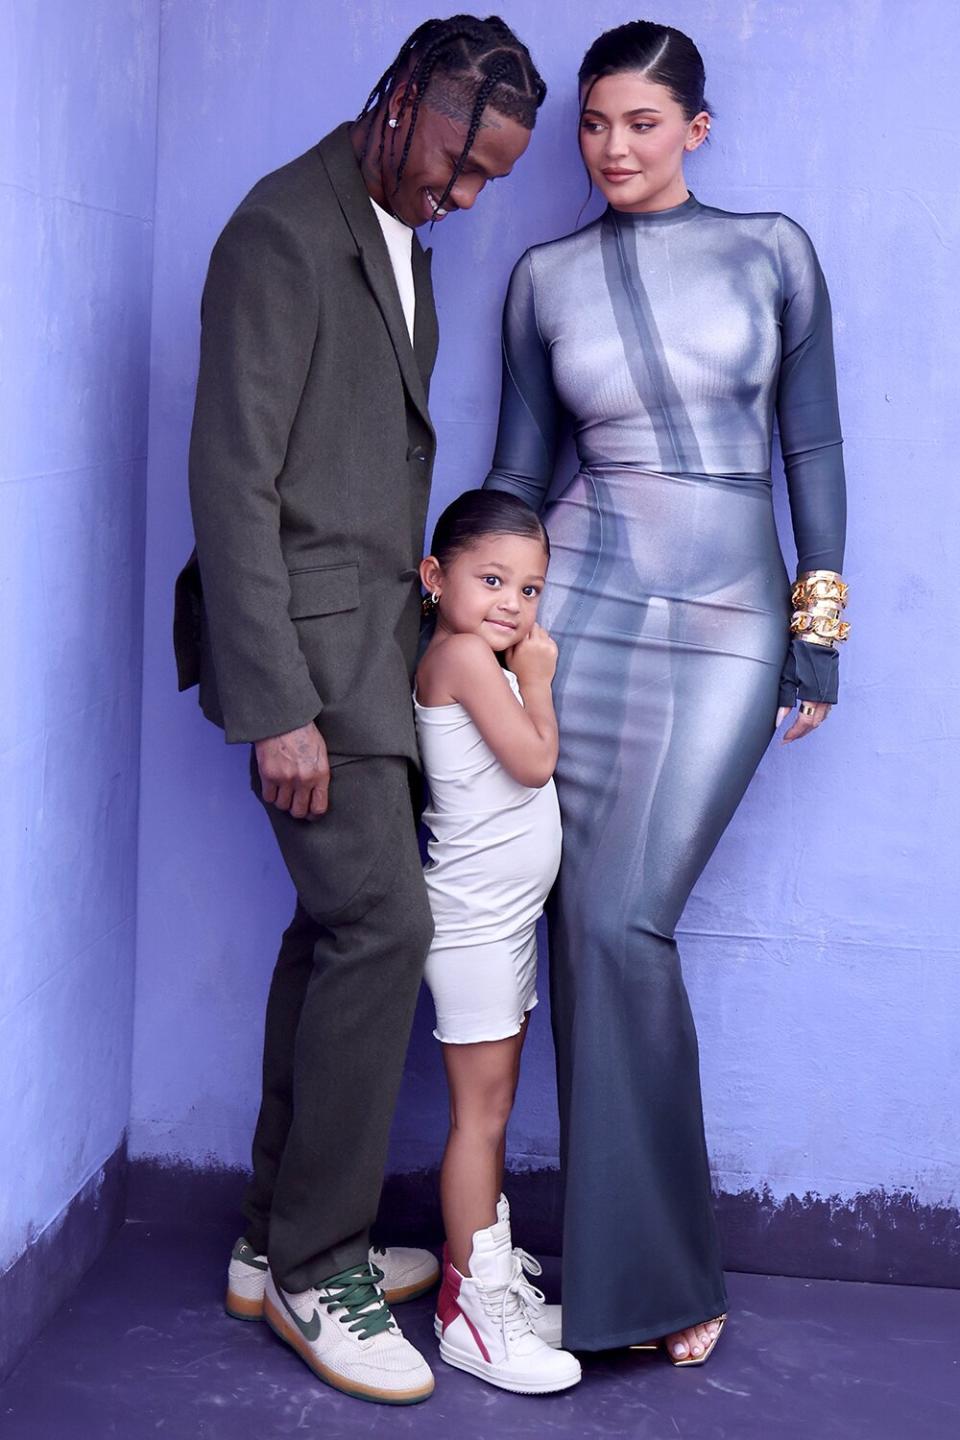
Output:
top-left (132, 0), bottom-right (959, 1255)
top-left (0, 0), bottom-right (159, 1342)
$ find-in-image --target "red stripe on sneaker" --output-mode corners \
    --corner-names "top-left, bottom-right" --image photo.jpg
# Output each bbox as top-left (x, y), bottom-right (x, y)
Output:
top-left (459, 1309), bottom-right (492, 1365)
top-left (436, 1261), bottom-right (460, 1333)
top-left (436, 1261), bottom-right (491, 1364)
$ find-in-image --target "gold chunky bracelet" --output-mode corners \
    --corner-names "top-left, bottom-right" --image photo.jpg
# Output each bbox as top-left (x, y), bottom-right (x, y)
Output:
top-left (790, 611), bottom-right (851, 642)
top-left (791, 570), bottom-right (849, 610)
top-left (790, 569), bottom-right (850, 647)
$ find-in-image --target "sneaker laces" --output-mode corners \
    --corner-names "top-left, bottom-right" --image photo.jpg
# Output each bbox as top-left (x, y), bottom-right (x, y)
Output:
top-left (512, 1247), bottom-right (548, 1325)
top-left (319, 1263), bottom-right (396, 1341)
top-left (478, 1256), bottom-right (538, 1345)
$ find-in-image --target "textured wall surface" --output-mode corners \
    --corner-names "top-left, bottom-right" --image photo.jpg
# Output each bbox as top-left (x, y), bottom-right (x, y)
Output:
top-left (0, 0), bottom-right (159, 1296)
top-left (132, 0), bottom-right (959, 1267)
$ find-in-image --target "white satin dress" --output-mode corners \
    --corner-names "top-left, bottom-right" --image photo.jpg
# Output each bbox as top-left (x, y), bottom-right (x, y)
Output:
top-left (415, 666), bottom-right (562, 1044)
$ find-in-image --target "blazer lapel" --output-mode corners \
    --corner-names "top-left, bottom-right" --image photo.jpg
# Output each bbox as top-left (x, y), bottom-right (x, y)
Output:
top-left (318, 124), bottom-right (433, 435)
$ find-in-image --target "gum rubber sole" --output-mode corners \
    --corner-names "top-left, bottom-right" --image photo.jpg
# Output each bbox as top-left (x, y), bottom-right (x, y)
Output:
top-left (262, 1296), bottom-right (435, 1406)
top-left (438, 1339), bottom-right (581, 1395)
top-left (383, 1267), bottom-right (441, 1305)
top-left (224, 1290), bottom-right (264, 1321)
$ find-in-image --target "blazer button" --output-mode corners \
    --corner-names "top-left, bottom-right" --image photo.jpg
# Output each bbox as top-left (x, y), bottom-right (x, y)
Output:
top-left (407, 445), bottom-right (429, 463)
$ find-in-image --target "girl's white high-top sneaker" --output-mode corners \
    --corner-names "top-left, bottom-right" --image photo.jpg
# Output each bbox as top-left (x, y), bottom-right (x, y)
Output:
top-left (494, 1193), bottom-right (563, 1346)
top-left (432, 1195), bottom-right (563, 1347)
top-left (435, 1213), bottom-right (581, 1394)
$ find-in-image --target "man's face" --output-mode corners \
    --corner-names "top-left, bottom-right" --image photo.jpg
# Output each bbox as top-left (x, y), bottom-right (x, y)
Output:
top-left (382, 87), bottom-right (532, 228)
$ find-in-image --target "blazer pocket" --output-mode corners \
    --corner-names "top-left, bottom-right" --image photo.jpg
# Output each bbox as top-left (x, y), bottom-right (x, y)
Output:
top-left (288, 561), bottom-right (360, 618)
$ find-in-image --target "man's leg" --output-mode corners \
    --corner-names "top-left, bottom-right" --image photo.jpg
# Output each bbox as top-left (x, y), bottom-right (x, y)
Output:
top-left (241, 902), bottom-right (321, 1254)
top-left (246, 754), bottom-right (433, 1291)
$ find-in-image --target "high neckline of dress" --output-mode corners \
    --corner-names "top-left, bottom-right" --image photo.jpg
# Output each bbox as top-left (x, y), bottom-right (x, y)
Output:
top-left (606, 192), bottom-right (701, 227)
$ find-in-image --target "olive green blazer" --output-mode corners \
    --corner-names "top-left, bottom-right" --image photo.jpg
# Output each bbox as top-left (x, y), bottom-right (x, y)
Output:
top-left (174, 123), bottom-right (439, 759)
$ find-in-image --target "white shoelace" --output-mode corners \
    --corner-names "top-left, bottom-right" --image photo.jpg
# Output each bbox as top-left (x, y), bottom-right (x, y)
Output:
top-left (512, 1247), bottom-right (548, 1326)
top-left (479, 1257), bottom-right (539, 1345)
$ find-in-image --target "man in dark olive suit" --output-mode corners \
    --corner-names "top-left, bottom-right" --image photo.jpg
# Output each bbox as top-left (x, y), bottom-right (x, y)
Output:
top-left (173, 17), bottom-right (545, 1404)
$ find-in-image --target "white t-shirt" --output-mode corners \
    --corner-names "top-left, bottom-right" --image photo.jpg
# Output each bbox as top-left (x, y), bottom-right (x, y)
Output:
top-left (369, 197), bottom-right (415, 344)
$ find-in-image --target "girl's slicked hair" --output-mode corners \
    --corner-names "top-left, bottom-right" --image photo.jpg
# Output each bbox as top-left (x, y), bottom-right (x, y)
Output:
top-left (430, 488), bottom-right (550, 568)
top-left (358, 15), bottom-right (547, 215)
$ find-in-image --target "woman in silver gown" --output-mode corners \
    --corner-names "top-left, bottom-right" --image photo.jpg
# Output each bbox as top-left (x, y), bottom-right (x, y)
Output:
top-left (484, 22), bottom-right (849, 1359)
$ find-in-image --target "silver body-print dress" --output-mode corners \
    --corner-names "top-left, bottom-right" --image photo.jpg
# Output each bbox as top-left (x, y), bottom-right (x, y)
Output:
top-left (485, 193), bottom-right (846, 1349)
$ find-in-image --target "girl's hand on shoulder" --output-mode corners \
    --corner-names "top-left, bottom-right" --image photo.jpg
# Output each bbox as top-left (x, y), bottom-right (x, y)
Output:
top-left (506, 624), bottom-right (558, 687)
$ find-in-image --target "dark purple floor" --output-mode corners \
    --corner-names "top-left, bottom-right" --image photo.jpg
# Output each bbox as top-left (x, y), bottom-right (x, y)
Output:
top-left (2, 1221), bottom-right (959, 1439)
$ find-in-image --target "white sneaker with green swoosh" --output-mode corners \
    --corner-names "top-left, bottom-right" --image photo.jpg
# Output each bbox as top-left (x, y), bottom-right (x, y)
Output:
top-left (263, 1263), bottom-right (435, 1405)
top-left (225, 1238), bottom-right (439, 1319)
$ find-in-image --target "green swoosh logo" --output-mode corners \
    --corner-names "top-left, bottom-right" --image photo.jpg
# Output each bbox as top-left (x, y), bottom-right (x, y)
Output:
top-left (279, 1287), bottom-right (321, 1342)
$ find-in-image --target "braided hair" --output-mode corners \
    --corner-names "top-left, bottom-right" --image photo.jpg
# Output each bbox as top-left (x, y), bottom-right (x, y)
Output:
top-left (358, 15), bottom-right (546, 214)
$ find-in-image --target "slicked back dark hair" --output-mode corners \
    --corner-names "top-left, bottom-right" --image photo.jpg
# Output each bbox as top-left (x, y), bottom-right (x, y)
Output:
top-left (430, 488), bottom-right (550, 568)
top-left (576, 22), bottom-right (711, 218)
top-left (358, 15), bottom-right (547, 215)
top-left (579, 21), bottom-right (710, 122)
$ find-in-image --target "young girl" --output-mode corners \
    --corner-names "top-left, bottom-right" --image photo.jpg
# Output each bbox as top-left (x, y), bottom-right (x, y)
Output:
top-left (414, 490), bottom-right (581, 1396)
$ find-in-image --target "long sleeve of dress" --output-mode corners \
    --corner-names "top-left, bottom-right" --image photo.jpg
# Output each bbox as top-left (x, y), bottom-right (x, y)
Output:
top-left (775, 218), bottom-right (848, 706)
top-left (484, 251), bottom-right (563, 509)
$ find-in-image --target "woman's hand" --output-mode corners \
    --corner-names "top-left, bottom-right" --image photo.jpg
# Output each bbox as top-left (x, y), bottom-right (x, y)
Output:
top-left (776, 700), bottom-right (831, 744)
top-left (506, 623), bottom-right (558, 686)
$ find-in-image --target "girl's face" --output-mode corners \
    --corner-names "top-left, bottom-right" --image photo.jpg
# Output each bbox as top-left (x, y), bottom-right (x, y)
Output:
top-left (420, 532), bottom-right (549, 653)
top-left (579, 72), bottom-right (709, 214)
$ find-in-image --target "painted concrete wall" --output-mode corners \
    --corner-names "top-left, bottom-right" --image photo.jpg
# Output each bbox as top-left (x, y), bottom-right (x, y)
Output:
top-left (0, 1), bottom-right (159, 1278)
top-left (132, 0), bottom-right (960, 1241)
